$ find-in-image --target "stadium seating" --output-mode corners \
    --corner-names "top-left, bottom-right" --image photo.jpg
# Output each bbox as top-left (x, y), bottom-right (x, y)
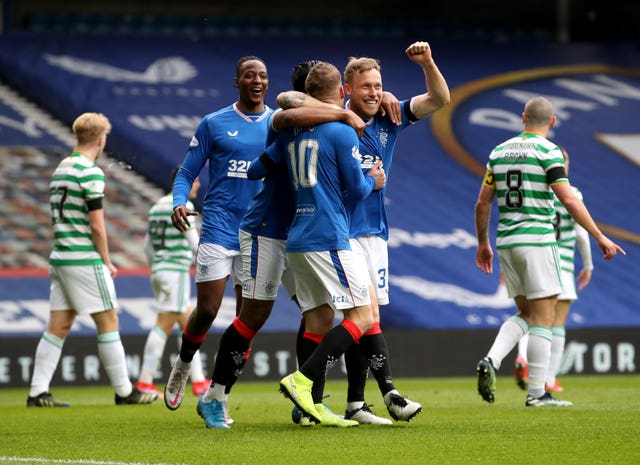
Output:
top-left (0, 144), bottom-right (161, 269)
top-left (20, 11), bottom-right (552, 42)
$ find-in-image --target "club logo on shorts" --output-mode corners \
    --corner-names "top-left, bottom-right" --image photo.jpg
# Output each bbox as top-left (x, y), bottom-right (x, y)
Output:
top-left (265, 280), bottom-right (276, 295)
top-left (358, 285), bottom-right (369, 298)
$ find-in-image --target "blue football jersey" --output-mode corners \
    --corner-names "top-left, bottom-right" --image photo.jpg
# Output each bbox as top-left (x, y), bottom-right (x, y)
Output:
top-left (173, 103), bottom-right (272, 249)
top-left (241, 118), bottom-right (295, 240)
top-left (348, 100), bottom-right (412, 240)
top-left (266, 121), bottom-right (375, 252)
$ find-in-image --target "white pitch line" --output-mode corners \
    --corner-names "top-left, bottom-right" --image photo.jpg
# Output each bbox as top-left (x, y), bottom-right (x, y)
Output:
top-left (0, 457), bottom-right (188, 465)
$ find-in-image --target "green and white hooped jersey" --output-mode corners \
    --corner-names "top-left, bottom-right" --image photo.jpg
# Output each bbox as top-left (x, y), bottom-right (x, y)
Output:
top-left (553, 186), bottom-right (583, 273)
top-left (487, 133), bottom-right (566, 249)
top-left (49, 152), bottom-right (106, 266)
top-left (148, 194), bottom-right (196, 273)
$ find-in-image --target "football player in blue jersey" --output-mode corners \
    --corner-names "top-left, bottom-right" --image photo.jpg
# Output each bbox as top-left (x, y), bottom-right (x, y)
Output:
top-left (340, 41), bottom-right (450, 422)
top-left (270, 61), bottom-right (386, 424)
top-left (276, 41), bottom-right (450, 423)
top-left (193, 61), bottom-right (368, 428)
top-left (135, 167), bottom-right (210, 399)
top-left (163, 56), bottom-right (273, 413)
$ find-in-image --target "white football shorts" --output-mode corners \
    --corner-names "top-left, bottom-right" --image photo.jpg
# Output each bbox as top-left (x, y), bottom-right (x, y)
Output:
top-left (49, 264), bottom-right (118, 315)
top-left (195, 242), bottom-right (242, 286)
top-left (498, 245), bottom-right (562, 300)
top-left (558, 267), bottom-right (578, 301)
top-left (239, 230), bottom-right (296, 300)
top-left (150, 269), bottom-right (192, 313)
top-left (288, 249), bottom-right (371, 313)
top-left (349, 235), bottom-right (389, 305)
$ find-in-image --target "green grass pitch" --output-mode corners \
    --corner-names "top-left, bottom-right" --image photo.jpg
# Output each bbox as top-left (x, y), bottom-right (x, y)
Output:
top-left (1, 375), bottom-right (639, 465)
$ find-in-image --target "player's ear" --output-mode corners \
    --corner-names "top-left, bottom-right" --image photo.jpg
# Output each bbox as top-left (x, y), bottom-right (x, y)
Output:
top-left (339, 85), bottom-right (345, 99)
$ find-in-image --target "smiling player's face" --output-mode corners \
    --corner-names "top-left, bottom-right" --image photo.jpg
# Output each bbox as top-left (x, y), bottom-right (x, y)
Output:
top-left (236, 60), bottom-right (268, 111)
top-left (345, 69), bottom-right (383, 120)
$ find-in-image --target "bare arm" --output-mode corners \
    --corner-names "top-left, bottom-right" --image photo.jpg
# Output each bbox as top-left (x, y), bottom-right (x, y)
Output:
top-left (380, 91), bottom-right (401, 126)
top-left (404, 41), bottom-right (451, 120)
top-left (89, 208), bottom-right (117, 278)
top-left (552, 182), bottom-right (625, 259)
top-left (474, 184), bottom-right (496, 274)
top-left (143, 232), bottom-right (153, 265)
top-left (273, 106), bottom-right (365, 137)
top-left (278, 89), bottom-right (401, 127)
top-left (276, 91), bottom-right (338, 110)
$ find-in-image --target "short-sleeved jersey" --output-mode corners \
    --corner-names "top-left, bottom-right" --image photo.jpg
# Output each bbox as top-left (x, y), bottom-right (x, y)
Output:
top-left (553, 186), bottom-right (583, 274)
top-left (148, 193), bottom-right (197, 273)
top-left (240, 114), bottom-right (295, 240)
top-left (49, 152), bottom-right (105, 266)
top-left (173, 103), bottom-right (272, 250)
top-left (349, 100), bottom-right (412, 240)
top-left (485, 132), bottom-right (567, 249)
top-left (266, 121), bottom-right (375, 252)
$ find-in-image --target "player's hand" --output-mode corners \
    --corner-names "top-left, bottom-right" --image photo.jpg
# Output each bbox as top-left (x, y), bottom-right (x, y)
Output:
top-left (476, 245), bottom-right (494, 274)
top-left (172, 205), bottom-right (199, 232)
top-left (380, 92), bottom-right (401, 126)
top-left (343, 109), bottom-right (366, 137)
top-left (576, 268), bottom-right (592, 291)
top-left (405, 41), bottom-right (433, 65)
top-left (107, 262), bottom-right (117, 279)
top-left (367, 161), bottom-right (386, 190)
top-left (598, 236), bottom-right (626, 260)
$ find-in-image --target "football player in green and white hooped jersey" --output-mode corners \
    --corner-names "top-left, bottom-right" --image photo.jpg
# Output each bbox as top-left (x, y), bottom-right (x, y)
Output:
top-left (546, 147), bottom-right (594, 391)
top-left (27, 112), bottom-right (158, 407)
top-left (509, 147), bottom-right (595, 393)
top-left (135, 168), bottom-right (211, 398)
top-left (474, 96), bottom-right (624, 408)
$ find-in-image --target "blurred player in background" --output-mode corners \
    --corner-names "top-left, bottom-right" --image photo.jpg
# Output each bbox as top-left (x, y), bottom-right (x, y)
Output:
top-left (135, 167), bottom-right (209, 398)
top-left (512, 147), bottom-right (594, 393)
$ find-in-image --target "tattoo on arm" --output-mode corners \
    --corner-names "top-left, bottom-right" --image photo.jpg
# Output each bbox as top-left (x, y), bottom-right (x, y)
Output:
top-left (278, 91), bottom-right (307, 109)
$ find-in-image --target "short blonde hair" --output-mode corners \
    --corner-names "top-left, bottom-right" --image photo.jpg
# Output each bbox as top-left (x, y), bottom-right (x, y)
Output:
top-left (343, 57), bottom-right (380, 85)
top-left (72, 112), bottom-right (112, 145)
top-left (305, 62), bottom-right (341, 99)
